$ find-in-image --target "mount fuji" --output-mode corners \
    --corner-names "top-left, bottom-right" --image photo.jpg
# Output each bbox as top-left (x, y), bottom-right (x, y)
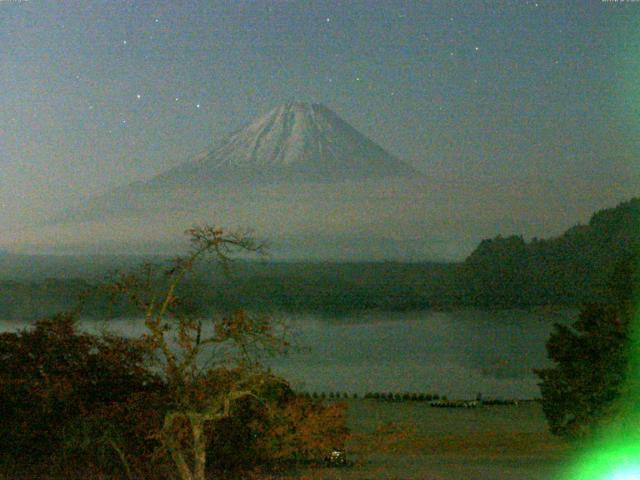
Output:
top-left (151, 102), bottom-right (421, 187)
top-left (19, 103), bottom-right (448, 259)
top-left (56, 102), bottom-right (425, 224)
top-left (120, 102), bottom-right (421, 189)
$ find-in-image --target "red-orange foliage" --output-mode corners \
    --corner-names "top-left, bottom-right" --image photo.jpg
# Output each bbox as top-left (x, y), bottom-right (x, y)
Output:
top-left (253, 397), bottom-right (349, 465)
top-left (0, 313), bottom-right (162, 477)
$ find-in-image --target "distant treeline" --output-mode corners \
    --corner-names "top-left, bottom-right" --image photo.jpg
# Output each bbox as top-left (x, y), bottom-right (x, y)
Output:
top-left (296, 392), bottom-right (444, 402)
top-left (296, 392), bottom-right (523, 406)
top-left (0, 262), bottom-right (444, 320)
top-left (1, 198), bottom-right (637, 319)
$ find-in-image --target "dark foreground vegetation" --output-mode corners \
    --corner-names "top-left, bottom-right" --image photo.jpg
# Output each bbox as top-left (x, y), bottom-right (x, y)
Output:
top-left (0, 227), bottom-right (349, 480)
top-left (0, 315), bottom-right (348, 479)
top-left (535, 247), bottom-right (638, 438)
top-left (1, 198), bottom-right (638, 319)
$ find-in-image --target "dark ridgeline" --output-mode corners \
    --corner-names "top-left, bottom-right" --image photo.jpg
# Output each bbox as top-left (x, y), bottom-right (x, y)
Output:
top-left (442, 197), bottom-right (640, 307)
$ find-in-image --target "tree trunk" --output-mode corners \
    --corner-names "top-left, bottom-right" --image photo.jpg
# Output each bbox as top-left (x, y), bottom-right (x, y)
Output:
top-left (164, 414), bottom-right (194, 480)
top-left (170, 448), bottom-right (194, 480)
top-left (192, 415), bottom-right (207, 480)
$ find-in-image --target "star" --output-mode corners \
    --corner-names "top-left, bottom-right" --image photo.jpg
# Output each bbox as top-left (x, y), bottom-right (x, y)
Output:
top-left (355, 77), bottom-right (361, 81)
top-left (136, 94), bottom-right (142, 99)
top-left (196, 103), bottom-right (200, 109)
top-left (155, 18), bottom-right (159, 23)
top-left (122, 40), bottom-right (127, 45)
top-left (325, 17), bottom-right (331, 23)
top-left (175, 97), bottom-right (180, 101)
top-left (475, 46), bottom-right (480, 51)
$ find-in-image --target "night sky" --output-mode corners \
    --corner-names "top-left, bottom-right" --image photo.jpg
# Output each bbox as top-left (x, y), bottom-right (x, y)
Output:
top-left (1, 1), bottom-right (639, 252)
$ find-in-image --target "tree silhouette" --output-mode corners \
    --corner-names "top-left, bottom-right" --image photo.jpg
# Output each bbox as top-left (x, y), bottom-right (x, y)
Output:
top-left (105, 226), bottom-right (290, 480)
top-left (535, 255), bottom-right (637, 437)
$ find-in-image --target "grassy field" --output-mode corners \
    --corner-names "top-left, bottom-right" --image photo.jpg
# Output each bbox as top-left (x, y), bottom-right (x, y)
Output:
top-left (289, 399), bottom-right (577, 479)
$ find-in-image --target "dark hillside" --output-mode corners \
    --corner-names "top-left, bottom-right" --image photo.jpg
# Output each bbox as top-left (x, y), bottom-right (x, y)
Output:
top-left (451, 198), bottom-right (639, 307)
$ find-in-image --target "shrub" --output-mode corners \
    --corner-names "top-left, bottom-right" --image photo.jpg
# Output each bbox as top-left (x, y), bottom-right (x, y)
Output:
top-left (0, 314), bottom-right (161, 477)
top-left (535, 303), bottom-right (630, 437)
top-left (535, 255), bottom-right (637, 438)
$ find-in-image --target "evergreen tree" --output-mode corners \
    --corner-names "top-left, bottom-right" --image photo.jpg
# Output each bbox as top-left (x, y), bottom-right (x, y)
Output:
top-left (535, 255), bottom-right (637, 437)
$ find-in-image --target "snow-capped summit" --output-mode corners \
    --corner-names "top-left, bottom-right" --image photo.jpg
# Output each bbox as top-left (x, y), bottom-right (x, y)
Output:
top-left (52, 102), bottom-right (427, 243)
top-left (151, 102), bottom-right (420, 186)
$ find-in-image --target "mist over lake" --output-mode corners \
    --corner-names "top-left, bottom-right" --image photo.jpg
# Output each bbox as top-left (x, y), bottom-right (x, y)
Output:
top-left (0, 308), bottom-right (574, 400)
top-left (270, 309), bottom-right (575, 399)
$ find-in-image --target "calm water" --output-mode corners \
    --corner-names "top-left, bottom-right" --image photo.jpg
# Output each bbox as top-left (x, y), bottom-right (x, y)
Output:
top-left (0, 308), bottom-right (575, 400)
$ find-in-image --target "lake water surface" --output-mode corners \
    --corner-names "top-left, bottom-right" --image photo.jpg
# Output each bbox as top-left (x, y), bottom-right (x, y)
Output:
top-left (0, 308), bottom-right (575, 400)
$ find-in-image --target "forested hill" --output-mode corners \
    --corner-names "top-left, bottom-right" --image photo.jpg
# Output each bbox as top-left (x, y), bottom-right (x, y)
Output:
top-left (445, 197), bottom-right (639, 307)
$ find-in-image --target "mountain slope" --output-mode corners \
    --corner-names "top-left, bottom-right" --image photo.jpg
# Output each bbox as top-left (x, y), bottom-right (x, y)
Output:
top-left (59, 102), bottom-right (423, 223)
top-left (150, 102), bottom-right (420, 187)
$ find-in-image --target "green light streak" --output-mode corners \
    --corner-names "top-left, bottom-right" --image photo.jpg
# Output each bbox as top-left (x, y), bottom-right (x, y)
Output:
top-left (558, 281), bottom-right (640, 479)
top-left (561, 439), bottom-right (640, 479)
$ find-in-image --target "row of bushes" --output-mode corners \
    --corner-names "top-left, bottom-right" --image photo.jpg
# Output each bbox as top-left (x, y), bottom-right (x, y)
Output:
top-left (295, 392), bottom-right (445, 402)
top-left (364, 392), bottom-right (444, 402)
top-left (297, 392), bottom-right (521, 405)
